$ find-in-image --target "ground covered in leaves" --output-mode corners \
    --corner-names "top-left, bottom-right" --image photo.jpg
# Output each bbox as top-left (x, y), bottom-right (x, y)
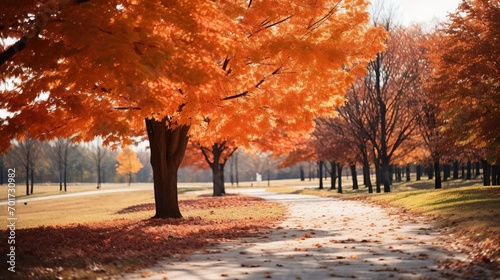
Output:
top-left (0, 194), bottom-right (285, 279)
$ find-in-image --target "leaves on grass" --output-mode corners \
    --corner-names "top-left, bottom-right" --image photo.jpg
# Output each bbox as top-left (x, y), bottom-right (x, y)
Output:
top-left (0, 195), bottom-right (283, 279)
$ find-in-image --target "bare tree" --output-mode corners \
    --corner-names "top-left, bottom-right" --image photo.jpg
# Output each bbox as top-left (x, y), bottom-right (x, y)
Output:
top-left (50, 138), bottom-right (72, 191)
top-left (10, 136), bottom-right (43, 195)
top-left (91, 138), bottom-right (107, 189)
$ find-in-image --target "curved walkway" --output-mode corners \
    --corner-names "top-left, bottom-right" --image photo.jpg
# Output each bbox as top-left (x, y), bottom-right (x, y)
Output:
top-left (126, 189), bottom-right (495, 280)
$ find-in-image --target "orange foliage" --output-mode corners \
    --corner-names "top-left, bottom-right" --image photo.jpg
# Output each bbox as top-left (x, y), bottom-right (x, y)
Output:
top-left (0, 0), bottom-right (386, 152)
top-left (116, 147), bottom-right (143, 184)
top-left (429, 0), bottom-right (500, 160)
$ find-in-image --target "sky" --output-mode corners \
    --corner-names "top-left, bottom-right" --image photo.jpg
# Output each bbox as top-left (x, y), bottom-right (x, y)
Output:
top-left (396, 0), bottom-right (462, 26)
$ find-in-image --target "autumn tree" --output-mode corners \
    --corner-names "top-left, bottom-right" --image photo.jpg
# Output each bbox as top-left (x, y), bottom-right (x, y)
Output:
top-left (315, 117), bottom-right (365, 192)
top-left (351, 22), bottom-right (424, 192)
top-left (429, 0), bottom-right (500, 185)
top-left (200, 141), bottom-right (237, 196)
top-left (116, 147), bottom-right (143, 186)
top-left (1, 0), bottom-right (385, 218)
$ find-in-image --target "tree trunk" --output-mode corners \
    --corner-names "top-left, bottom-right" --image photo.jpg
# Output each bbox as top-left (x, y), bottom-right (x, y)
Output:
top-left (382, 162), bottom-right (391, 193)
top-left (375, 162), bottom-right (381, 193)
top-left (337, 164), bottom-right (343, 193)
top-left (443, 163), bottom-right (449, 182)
top-left (466, 160), bottom-right (472, 180)
top-left (452, 160), bottom-right (459, 180)
top-left (221, 163), bottom-right (226, 194)
top-left (318, 161), bottom-right (324, 189)
top-left (330, 161), bottom-right (336, 190)
top-left (97, 164), bottom-right (102, 189)
top-left (300, 166), bottom-right (305, 181)
top-left (308, 162), bottom-right (312, 181)
top-left (350, 164), bottom-right (358, 190)
top-left (492, 164), bottom-right (499, 186)
top-left (145, 118), bottom-right (189, 219)
top-left (395, 166), bottom-right (401, 182)
top-left (363, 161), bottom-right (373, 193)
top-left (416, 164), bottom-right (422, 181)
top-left (30, 166), bottom-right (34, 194)
top-left (59, 163), bottom-right (63, 191)
top-left (428, 164), bottom-right (434, 180)
top-left (25, 164), bottom-right (30, 196)
top-left (405, 164), bottom-right (411, 182)
top-left (212, 163), bottom-right (224, 196)
top-left (482, 159), bottom-right (491, 186)
top-left (434, 160), bottom-right (442, 189)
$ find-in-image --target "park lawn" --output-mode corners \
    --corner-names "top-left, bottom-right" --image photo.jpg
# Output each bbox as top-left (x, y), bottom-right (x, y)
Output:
top-left (0, 182), bottom-right (150, 201)
top-left (0, 191), bottom-right (285, 280)
top-left (270, 183), bottom-right (500, 266)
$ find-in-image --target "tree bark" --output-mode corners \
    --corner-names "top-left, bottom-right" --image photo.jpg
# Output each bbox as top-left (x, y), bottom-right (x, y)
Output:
top-left (212, 163), bottom-right (224, 196)
top-left (416, 164), bottom-right (422, 181)
top-left (443, 163), bottom-right (450, 182)
top-left (25, 164), bottom-right (30, 196)
top-left (466, 160), bottom-right (472, 180)
top-left (434, 160), bottom-right (442, 189)
top-left (481, 159), bottom-right (491, 186)
top-left (452, 160), bottom-right (459, 180)
top-left (330, 161), bottom-right (337, 190)
top-left (350, 164), bottom-right (358, 190)
top-left (375, 162), bottom-right (381, 193)
top-left (30, 166), bottom-right (34, 194)
top-left (405, 164), bottom-right (411, 182)
top-left (146, 117), bottom-right (189, 219)
top-left (318, 161), bottom-right (324, 189)
top-left (337, 164), bottom-right (343, 193)
top-left (396, 166), bottom-right (402, 182)
top-left (363, 161), bottom-right (373, 193)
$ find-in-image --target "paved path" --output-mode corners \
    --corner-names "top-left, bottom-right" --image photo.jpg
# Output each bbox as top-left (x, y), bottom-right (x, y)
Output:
top-left (126, 189), bottom-right (495, 280)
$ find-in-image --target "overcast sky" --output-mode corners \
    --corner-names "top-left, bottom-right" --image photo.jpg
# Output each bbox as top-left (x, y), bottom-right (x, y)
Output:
top-left (396, 0), bottom-right (462, 26)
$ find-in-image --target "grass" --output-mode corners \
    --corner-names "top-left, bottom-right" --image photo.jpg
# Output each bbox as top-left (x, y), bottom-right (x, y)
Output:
top-left (0, 182), bottom-right (213, 201)
top-left (269, 179), bottom-right (500, 265)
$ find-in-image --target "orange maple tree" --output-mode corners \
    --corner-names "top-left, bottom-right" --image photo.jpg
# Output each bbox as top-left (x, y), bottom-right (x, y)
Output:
top-left (1, 0), bottom-right (385, 218)
top-left (116, 147), bottom-right (143, 186)
top-left (429, 0), bottom-right (500, 184)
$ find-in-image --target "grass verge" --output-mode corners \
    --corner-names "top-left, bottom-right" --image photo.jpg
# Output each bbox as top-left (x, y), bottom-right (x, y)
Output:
top-left (0, 192), bottom-right (285, 279)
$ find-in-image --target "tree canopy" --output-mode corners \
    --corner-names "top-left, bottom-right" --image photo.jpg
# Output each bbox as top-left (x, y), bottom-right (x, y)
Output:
top-left (0, 0), bottom-right (385, 151)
